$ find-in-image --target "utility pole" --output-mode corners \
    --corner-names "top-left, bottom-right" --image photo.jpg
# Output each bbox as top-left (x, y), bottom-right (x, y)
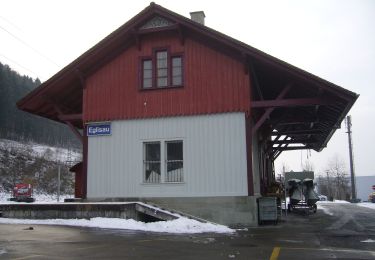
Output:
top-left (326, 170), bottom-right (331, 200)
top-left (346, 115), bottom-right (357, 201)
top-left (57, 165), bottom-right (61, 202)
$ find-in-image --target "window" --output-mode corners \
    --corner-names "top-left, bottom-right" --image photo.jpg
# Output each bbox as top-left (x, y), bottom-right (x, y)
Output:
top-left (141, 49), bottom-right (183, 89)
top-left (172, 57), bottom-right (182, 86)
top-left (142, 60), bottom-right (152, 89)
top-left (143, 140), bottom-right (183, 183)
top-left (144, 142), bottom-right (161, 183)
top-left (156, 51), bottom-right (168, 87)
top-left (166, 141), bottom-right (183, 182)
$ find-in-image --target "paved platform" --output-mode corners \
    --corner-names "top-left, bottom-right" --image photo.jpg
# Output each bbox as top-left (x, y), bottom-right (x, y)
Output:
top-left (0, 203), bottom-right (375, 259)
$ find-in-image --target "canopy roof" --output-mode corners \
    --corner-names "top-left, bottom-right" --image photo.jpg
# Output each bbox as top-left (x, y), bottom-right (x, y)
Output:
top-left (17, 3), bottom-right (358, 153)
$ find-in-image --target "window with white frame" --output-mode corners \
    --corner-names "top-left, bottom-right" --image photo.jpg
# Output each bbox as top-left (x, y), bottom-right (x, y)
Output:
top-left (143, 140), bottom-right (183, 183)
top-left (171, 56), bottom-right (182, 86)
top-left (143, 142), bottom-right (161, 183)
top-left (156, 50), bottom-right (168, 87)
top-left (166, 141), bottom-right (183, 182)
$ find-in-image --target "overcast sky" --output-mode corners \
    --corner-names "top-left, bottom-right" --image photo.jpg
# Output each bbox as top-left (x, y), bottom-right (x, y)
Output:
top-left (1, 0), bottom-right (374, 177)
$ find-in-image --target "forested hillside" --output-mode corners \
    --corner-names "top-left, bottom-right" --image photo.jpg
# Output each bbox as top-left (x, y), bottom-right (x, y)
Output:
top-left (0, 62), bottom-right (80, 148)
top-left (0, 139), bottom-right (76, 194)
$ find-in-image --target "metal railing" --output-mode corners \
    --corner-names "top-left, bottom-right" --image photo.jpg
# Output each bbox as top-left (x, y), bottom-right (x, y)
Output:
top-left (144, 161), bottom-right (161, 183)
top-left (143, 160), bottom-right (183, 183)
top-left (166, 160), bottom-right (183, 182)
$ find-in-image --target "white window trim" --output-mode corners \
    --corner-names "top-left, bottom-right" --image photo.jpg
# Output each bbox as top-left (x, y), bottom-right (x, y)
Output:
top-left (143, 141), bottom-right (161, 184)
top-left (165, 140), bottom-right (184, 183)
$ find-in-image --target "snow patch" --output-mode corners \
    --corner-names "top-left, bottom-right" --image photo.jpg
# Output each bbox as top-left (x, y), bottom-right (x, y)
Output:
top-left (316, 200), bottom-right (350, 204)
top-left (0, 192), bottom-right (74, 204)
top-left (0, 217), bottom-right (234, 234)
top-left (361, 239), bottom-right (375, 243)
top-left (357, 202), bottom-right (375, 210)
top-left (317, 200), bottom-right (375, 216)
top-left (317, 204), bottom-right (334, 216)
top-left (333, 200), bottom-right (350, 204)
top-left (316, 200), bottom-right (351, 215)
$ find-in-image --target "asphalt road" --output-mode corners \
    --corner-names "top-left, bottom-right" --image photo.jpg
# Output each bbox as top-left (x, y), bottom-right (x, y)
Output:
top-left (0, 203), bottom-right (375, 259)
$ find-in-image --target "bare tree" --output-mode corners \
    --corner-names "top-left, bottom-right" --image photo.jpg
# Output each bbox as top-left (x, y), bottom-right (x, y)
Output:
top-left (317, 155), bottom-right (350, 200)
top-left (280, 162), bottom-right (290, 175)
top-left (276, 162), bottom-right (290, 182)
top-left (302, 159), bottom-right (314, 172)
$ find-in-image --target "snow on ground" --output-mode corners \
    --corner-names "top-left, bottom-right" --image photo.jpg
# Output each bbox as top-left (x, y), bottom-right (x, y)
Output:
top-left (0, 191), bottom-right (74, 204)
top-left (317, 200), bottom-right (375, 216)
top-left (316, 200), bottom-right (350, 216)
top-left (317, 200), bottom-right (350, 204)
top-left (316, 203), bottom-right (334, 216)
top-left (0, 217), bottom-right (234, 234)
top-left (332, 200), bottom-right (350, 204)
top-left (0, 192), bottom-right (233, 234)
top-left (0, 249), bottom-right (7, 256)
top-left (357, 202), bottom-right (375, 210)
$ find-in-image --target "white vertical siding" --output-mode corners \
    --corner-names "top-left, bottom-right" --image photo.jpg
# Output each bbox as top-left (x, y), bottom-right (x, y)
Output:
top-left (87, 112), bottom-right (248, 198)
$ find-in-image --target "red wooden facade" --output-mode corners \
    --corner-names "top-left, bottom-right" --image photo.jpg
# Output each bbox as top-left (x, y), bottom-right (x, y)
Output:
top-left (69, 162), bottom-right (83, 198)
top-left (83, 32), bottom-right (251, 122)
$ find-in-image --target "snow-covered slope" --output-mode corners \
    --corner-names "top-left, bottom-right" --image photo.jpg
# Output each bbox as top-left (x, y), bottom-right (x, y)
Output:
top-left (0, 138), bottom-right (79, 195)
top-left (0, 139), bottom-right (81, 163)
top-left (0, 191), bottom-right (73, 203)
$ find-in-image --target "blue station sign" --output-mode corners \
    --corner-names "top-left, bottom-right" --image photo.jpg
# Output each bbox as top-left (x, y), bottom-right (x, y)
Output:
top-left (87, 123), bottom-right (111, 136)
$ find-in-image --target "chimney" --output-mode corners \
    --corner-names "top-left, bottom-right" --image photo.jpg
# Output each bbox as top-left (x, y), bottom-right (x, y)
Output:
top-left (190, 11), bottom-right (205, 25)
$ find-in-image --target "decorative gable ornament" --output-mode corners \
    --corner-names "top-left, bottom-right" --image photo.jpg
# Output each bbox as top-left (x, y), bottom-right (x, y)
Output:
top-left (140, 16), bottom-right (174, 30)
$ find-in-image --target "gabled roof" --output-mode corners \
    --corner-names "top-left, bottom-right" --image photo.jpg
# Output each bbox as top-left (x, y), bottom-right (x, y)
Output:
top-left (17, 2), bottom-right (358, 153)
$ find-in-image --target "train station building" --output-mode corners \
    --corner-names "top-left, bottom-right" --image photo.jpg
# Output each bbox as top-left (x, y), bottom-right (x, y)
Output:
top-left (17, 3), bottom-right (358, 226)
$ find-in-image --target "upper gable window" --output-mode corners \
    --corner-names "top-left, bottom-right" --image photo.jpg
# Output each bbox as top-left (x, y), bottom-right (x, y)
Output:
top-left (156, 51), bottom-right (168, 87)
top-left (142, 60), bottom-right (153, 88)
top-left (141, 49), bottom-right (183, 89)
top-left (172, 57), bottom-right (182, 86)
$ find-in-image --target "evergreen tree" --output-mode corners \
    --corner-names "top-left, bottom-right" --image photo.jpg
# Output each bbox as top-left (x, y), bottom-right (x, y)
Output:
top-left (0, 62), bottom-right (80, 149)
